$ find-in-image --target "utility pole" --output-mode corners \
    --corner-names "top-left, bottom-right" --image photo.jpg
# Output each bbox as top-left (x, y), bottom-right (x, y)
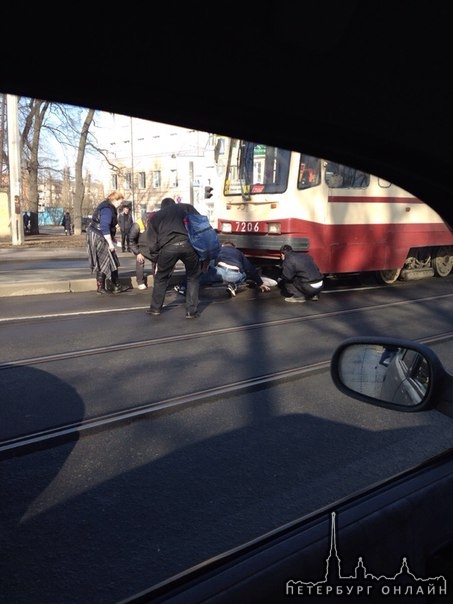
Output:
top-left (7, 94), bottom-right (23, 245)
top-left (130, 116), bottom-right (135, 218)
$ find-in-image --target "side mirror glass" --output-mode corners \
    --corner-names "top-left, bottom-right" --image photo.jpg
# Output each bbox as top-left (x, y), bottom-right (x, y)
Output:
top-left (331, 337), bottom-right (446, 411)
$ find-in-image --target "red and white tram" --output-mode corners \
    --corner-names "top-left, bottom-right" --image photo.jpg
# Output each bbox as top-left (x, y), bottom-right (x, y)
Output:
top-left (215, 139), bottom-right (453, 283)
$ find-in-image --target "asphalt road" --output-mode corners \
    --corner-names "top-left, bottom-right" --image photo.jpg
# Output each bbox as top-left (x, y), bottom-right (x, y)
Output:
top-left (2, 276), bottom-right (453, 603)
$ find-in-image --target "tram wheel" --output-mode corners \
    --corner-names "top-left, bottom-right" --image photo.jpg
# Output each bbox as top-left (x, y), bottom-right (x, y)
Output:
top-left (433, 246), bottom-right (453, 277)
top-left (375, 268), bottom-right (401, 285)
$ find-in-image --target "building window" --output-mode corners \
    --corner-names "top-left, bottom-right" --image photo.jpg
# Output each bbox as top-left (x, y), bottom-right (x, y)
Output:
top-left (110, 173), bottom-right (118, 189)
top-left (125, 172), bottom-right (132, 190)
top-left (138, 172), bottom-right (146, 189)
top-left (153, 171), bottom-right (161, 188)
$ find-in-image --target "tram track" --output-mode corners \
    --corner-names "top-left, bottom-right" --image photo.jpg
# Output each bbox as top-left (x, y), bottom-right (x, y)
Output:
top-left (2, 291), bottom-right (453, 368)
top-left (0, 358), bottom-right (330, 459)
top-left (2, 285), bottom-right (453, 460)
top-left (3, 327), bottom-right (453, 461)
top-left (0, 283), bottom-right (452, 325)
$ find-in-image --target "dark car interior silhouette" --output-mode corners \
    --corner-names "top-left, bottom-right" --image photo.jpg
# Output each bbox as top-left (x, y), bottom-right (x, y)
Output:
top-left (4, 4), bottom-right (453, 603)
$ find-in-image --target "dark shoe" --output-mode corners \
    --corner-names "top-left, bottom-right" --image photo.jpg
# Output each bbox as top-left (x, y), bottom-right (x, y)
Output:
top-left (226, 283), bottom-right (237, 297)
top-left (185, 312), bottom-right (200, 319)
top-left (112, 283), bottom-right (129, 294)
top-left (96, 272), bottom-right (112, 294)
top-left (146, 309), bottom-right (161, 316)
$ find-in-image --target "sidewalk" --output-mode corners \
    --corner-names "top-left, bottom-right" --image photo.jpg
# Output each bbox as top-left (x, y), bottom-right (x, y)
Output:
top-left (0, 228), bottom-right (258, 299)
top-left (0, 245), bottom-right (142, 297)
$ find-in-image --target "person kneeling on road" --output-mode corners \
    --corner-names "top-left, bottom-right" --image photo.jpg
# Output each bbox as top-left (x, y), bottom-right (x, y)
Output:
top-left (279, 244), bottom-right (324, 303)
top-left (214, 241), bottom-right (271, 296)
top-left (174, 241), bottom-right (271, 298)
top-left (174, 241), bottom-right (272, 297)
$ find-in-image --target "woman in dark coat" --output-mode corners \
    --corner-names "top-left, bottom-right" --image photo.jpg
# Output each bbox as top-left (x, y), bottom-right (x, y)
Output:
top-left (86, 191), bottom-right (129, 294)
top-left (61, 211), bottom-right (72, 235)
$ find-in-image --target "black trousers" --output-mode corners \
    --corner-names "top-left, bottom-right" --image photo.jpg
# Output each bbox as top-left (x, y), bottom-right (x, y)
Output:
top-left (121, 230), bottom-right (131, 251)
top-left (284, 277), bottom-right (323, 299)
top-left (151, 240), bottom-right (201, 315)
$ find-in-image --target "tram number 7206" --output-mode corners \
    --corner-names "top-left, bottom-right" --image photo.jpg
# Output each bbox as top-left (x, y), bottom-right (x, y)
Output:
top-left (234, 222), bottom-right (261, 232)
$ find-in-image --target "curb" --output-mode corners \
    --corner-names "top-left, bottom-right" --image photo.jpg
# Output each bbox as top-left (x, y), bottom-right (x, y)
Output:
top-left (0, 275), bottom-right (137, 298)
top-left (0, 278), bottom-right (261, 299)
top-left (0, 279), bottom-right (96, 297)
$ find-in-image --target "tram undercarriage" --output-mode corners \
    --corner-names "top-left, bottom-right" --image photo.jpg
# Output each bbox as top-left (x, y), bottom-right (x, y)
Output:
top-left (253, 245), bottom-right (453, 286)
top-left (377, 246), bottom-right (453, 284)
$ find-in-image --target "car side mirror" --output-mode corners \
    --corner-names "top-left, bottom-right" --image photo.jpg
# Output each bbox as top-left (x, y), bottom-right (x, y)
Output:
top-left (331, 337), bottom-right (453, 415)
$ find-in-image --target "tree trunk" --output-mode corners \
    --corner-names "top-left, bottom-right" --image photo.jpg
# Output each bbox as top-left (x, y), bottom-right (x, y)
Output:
top-left (73, 108), bottom-right (95, 235)
top-left (24, 99), bottom-right (50, 234)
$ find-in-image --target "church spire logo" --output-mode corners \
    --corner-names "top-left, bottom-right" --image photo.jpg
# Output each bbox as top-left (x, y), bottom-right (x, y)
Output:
top-left (286, 512), bottom-right (447, 598)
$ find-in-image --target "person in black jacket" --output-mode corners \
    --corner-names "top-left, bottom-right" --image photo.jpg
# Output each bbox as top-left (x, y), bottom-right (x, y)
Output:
top-left (61, 210), bottom-right (72, 235)
top-left (279, 244), bottom-right (324, 302)
top-left (118, 204), bottom-right (133, 252)
top-left (23, 211), bottom-right (30, 234)
top-left (147, 197), bottom-right (201, 318)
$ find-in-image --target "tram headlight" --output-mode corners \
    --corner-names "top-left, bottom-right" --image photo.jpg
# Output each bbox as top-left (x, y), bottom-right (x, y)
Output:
top-left (267, 222), bottom-right (281, 234)
top-left (221, 222), bottom-right (232, 233)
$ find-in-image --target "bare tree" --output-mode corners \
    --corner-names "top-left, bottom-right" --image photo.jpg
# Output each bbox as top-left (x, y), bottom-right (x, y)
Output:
top-left (0, 97), bottom-right (102, 239)
top-left (73, 108), bottom-right (95, 235)
top-left (22, 99), bottom-right (50, 234)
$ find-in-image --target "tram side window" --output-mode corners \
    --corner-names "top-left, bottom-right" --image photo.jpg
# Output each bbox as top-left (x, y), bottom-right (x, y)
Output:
top-left (297, 155), bottom-right (321, 189)
top-left (324, 161), bottom-right (370, 188)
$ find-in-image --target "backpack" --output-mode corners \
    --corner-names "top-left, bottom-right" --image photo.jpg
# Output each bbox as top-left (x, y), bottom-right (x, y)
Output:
top-left (183, 213), bottom-right (221, 261)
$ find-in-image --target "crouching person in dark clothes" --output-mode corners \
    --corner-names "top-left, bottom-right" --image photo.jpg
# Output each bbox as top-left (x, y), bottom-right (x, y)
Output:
top-left (129, 213), bottom-right (156, 290)
top-left (279, 244), bottom-right (324, 303)
top-left (86, 191), bottom-right (130, 295)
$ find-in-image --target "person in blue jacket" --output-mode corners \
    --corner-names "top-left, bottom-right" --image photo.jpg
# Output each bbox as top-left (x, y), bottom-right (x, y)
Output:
top-left (86, 191), bottom-right (129, 295)
top-left (175, 241), bottom-right (271, 298)
top-left (213, 241), bottom-right (271, 297)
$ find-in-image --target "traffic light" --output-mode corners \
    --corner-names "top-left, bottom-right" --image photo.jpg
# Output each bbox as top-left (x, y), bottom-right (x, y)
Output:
top-left (204, 186), bottom-right (213, 199)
